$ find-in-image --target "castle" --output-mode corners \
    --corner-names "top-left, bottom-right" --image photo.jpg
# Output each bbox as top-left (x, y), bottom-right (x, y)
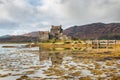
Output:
top-left (39, 25), bottom-right (70, 42)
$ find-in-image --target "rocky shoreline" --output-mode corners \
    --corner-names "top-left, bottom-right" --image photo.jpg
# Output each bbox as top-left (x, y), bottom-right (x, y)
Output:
top-left (0, 44), bottom-right (120, 80)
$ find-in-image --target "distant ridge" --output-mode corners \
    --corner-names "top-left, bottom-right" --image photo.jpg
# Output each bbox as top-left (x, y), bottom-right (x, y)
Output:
top-left (1, 22), bottom-right (120, 42)
top-left (22, 31), bottom-right (39, 37)
top-left (0, 35), bottom-right (39, 43)
top-left (0, 35), bottom-right (11, 38)
top-left (0, 31), bottom-right (41, 42)
top-left (63, 23), bottom-right (120, 39)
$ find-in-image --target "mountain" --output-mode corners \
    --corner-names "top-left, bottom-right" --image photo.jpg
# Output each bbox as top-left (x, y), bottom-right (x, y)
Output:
top-left (63, 23), bottom-right (120, 40)
top-left (0, 35), bottom-right (11, 38)
top-left (22, 31), bottom-right (39, 37)
top-left (0, 31), bottom-right (40, 43)
top-left (1, 22), bottom-right (120, 43)
top-left (0, 35), bottom-right (39, 43)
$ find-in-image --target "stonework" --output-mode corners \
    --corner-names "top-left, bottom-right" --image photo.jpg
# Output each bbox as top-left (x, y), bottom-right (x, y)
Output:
top-left (39, 31), bottom-right (49, 42)
top-left (50, 25), bottom-right (63, 39)
top-left (39, 25), bottom-right (70, 42)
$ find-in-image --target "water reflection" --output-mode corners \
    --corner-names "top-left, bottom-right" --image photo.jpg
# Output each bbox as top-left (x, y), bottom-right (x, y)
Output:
top-left (39, 50), bottom-right (64, 65)
top-left (39, 46), bottom-right (120, 79)
top-left (39, 45), bottom-right (119, 65)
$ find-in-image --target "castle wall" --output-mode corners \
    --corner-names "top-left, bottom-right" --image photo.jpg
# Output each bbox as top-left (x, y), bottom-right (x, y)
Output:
top-left (39, 25), bottom-right (70, 41)
top-left (39, 31), bottom-right (49, 42)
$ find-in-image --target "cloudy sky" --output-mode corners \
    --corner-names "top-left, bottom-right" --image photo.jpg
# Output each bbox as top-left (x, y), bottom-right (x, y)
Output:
top-left (0, 0), bottom-right (120, 36)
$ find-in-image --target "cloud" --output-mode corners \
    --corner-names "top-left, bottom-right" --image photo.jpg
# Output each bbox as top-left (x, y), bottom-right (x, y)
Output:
top-left (0, 0), bottom-right (120, 35)
top-left (55, 0), bottom-right (120, 24)
top-left (0, 21), bottom-right (19, 29)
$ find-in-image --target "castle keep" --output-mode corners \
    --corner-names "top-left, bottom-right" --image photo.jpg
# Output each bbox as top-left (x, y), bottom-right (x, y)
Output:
top-left (50, 25), bottom-right (63, 39)
top-left (39, 25), bottom-right (70, 41)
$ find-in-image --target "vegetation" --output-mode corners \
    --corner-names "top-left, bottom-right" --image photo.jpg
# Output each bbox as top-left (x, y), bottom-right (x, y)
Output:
top-left (79, 76), bottom-right (92, 80)
top-left (99, 35), bottom-right (120, 40)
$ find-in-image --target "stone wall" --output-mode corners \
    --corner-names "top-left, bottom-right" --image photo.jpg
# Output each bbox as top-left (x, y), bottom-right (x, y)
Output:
top-left (39, 25), bottom-right (71, 41)
top-left (39, 31), bottom-right (49, 42)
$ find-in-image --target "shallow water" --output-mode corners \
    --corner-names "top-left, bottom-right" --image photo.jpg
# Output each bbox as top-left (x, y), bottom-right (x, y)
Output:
top-left (0, 44), bottom-right (120, 80)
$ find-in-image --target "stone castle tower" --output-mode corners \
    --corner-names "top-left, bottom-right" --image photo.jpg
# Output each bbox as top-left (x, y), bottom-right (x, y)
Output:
top-left (50, 25), bottom-right (63, 39)
top-left (39, 25), bottom-right (71, 42)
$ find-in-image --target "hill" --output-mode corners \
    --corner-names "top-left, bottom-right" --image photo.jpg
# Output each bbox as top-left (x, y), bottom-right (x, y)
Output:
top-left (1, 22), bottom-right (120, 43)
top-left (63, 23), bottom-right (120, 40)
top-left (0, 31), bottom-right (40, 43)
top-left (0, 36), bottom-right (39, 43)
top-left (22, 31), bottom-right (39, 37)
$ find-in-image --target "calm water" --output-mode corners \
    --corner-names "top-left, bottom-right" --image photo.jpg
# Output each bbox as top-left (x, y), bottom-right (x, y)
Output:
top-left (0, 44), bottom-right (39, 54)
top-left (0, 44), bottom-right (120, 80)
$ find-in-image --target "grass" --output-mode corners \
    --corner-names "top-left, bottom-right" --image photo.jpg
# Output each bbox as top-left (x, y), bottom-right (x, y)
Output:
top-left (116, 63), bottom-right (120, 68)
top-left (91, 69), bottom-right (104, 75)
top-left (94, 62), bottom-right (101, 69)
top-left (106, 61), bottom-right (114, 66)
top-left (79, 76), bottom-right (92, 80)
top-left (68, 66), bottom-right (77, 71)
top-left (71, 71), bottom-right (81, 76)
top-left (44, 67), bottom-right (64, 76)
top-left (110, 75), bottom-right (120, 80)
